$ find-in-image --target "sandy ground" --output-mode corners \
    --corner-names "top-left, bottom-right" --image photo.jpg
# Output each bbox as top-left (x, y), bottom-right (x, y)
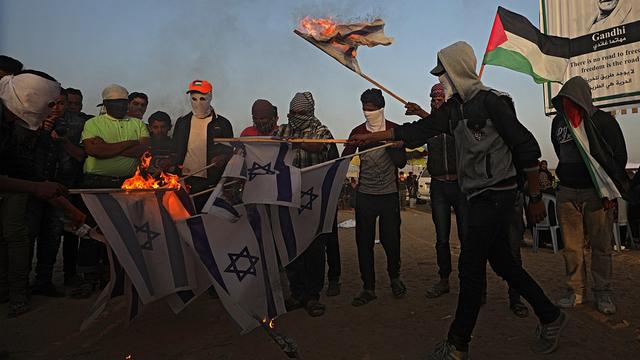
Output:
top-left (2, 206), bottom-right (640, 360)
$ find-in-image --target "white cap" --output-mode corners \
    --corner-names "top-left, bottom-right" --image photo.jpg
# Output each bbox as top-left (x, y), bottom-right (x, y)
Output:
top-left (101, 84), bottom-right (128, 101)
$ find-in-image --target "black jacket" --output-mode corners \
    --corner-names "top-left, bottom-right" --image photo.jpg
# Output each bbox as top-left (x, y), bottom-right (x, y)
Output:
top-left (425, 133), bottom-right (457, 178)
top-left (395, 90), bottom-right (540, 198)
top-left (551, 76), bottom-right (628, 195)
top-left (172, 111), bottom-right (234, 182)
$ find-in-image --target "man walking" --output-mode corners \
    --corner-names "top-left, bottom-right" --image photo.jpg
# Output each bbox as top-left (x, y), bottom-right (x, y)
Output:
top-left (352, 41), bottom-right (565, 358)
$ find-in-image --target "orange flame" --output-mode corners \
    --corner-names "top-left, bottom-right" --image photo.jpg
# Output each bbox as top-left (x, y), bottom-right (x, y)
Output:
top-left (262, 318), bottom-right (276, 329)
top-left (121, 152), bottom-right (181, 190)
top-left (299, 16), bottom-right (337, 38)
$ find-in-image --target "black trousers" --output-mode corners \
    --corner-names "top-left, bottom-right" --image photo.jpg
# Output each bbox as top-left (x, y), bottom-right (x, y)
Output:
top-left (28, 198), bottom-right (64, 286)
top-left (355, 191), bottom-right (401, 291)
top-left (447, 190), bottom-right (559, 351)
top-left (322, 214), bottom-right (340, 283)
top-left (286, 235), bottom-right (326, 304)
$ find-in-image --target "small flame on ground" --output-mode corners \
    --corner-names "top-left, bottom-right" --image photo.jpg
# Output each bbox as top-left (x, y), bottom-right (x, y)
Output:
top-left (124, 355), bottom-right (133, 360)
top-left (262, 318), bottom-right (276, 329)
top-left (121, 151), bottom-right (181, 190)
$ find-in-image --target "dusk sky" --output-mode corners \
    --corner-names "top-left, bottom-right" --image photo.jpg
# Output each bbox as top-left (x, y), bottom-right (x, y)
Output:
top-left (2, 0), bottom-right (639, 166)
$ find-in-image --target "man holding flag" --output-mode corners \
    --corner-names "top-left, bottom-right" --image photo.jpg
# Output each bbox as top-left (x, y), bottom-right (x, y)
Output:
top-left (351, 41), bottom-right (565, 358)
top-left (551, 76), bottom-right (628, 314)
top-left (275, 91), bottom-right (334, 317)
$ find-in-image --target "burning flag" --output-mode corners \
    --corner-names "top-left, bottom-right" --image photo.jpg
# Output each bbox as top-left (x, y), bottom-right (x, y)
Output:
top-left (480, 7), bottom-right (570, 83)
top-left (122, 152), bottom-right (181, 190)
top-left (295, 17), bottom-right (394, 74)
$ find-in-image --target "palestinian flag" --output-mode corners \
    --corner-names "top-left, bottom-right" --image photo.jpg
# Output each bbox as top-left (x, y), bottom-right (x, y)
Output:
top-left (482, 7), bottom-right (570, 83)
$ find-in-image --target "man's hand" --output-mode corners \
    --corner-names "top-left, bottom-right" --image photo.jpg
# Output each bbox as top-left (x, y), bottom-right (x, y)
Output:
top-left (404, 102), bottom-right (429, 118)
top-left (603, 198), bottom-right (616, 210)
top-left (527, 201), bottom-right (547, 224)
top-left (388, 140), bottom-right (404, 148)
top-left (42, 114), bottom-right (57, 132)
top-left (349, 133), bottom-right (376, 147)
top-left (33, 181), bottom-right (68, 199)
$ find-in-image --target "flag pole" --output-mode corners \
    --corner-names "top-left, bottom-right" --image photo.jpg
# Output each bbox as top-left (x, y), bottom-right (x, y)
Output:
top-left (478, 63), bottom-right (486, 80)
top-left (294, 30), bottom-right (407, 105)
top-left (214, 138), bottom-right (349, 144)
top-left (300, 142), bottom-right (395, 173)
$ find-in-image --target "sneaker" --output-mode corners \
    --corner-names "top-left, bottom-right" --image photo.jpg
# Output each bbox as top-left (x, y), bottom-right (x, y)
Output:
top-left (557, 293), bottom-right (584, 308)
top-left (326, 281), bottom-right (341, 297)
top-left (391, 278), bottom-right (407, 299)
top-left (596, 294), bottom-right (616, 315)
top-left (531, 310), bottom-right (568, 354)
top-left (427, 340), bottom-right (469, 360)
top-left (426, 280), bottom-right (450, 299)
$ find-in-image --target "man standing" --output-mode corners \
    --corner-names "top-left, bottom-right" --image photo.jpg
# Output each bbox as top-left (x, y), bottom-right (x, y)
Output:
top-left (65, 88), bottom-right (92, 121)
top-left (343, 89), bottom-right (407, 307)
top-left (275, 91), bottom-right (335, 316)
top-left (173, 80), bottom-right (233, 211)
top-left (551, 76), bottom-right (628, 315)
top-left (127, 91), bottom-right (149, 120)
top-left (352, 42), bottom-right (565, 358)
top-left (71, 84), bottom-right (150, 298)
top-left (406, 83), bottom-right (468, 300)
top-left (0, 70), bottom-right (64, 317)
top-left (240, 99), bottom-right (279, 137)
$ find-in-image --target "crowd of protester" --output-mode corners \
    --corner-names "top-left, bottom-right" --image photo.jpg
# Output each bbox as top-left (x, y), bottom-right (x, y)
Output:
top-left (1, 40), bottom-right (637, 359)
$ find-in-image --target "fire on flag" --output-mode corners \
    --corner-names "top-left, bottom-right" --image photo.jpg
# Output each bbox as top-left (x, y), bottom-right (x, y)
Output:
top-left (294, 17), bottom-right (394, 74)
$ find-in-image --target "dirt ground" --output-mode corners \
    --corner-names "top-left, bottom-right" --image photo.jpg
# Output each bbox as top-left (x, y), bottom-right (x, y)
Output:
top-left (2, 207), bottom-right (640, 360)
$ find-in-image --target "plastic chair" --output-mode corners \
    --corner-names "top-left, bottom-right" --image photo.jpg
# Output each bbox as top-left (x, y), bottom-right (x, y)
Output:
top-left (533, 194), bottom-right (560, 254)
top-left (613, 198), bottom-right (629, 251)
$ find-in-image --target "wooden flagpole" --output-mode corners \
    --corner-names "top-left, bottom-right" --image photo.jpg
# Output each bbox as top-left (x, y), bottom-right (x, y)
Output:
top-left (214, 138), bottom-right (349, 144)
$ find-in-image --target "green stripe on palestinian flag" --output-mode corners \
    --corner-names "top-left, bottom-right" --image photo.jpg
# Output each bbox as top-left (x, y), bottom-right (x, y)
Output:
top-left (482, 7), bottom-right (570, 83)
top-left (562, 99), bottom-right (621, 199)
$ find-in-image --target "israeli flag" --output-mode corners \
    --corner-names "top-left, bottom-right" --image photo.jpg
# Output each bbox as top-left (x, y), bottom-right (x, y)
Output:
top-left (81, 191), bottom-right (201, 303)
top-left (177, 205), bottom-right (286, 333)
top-left (268, 158), bottom-right (349, 265)
top-left (242, 142), bottom-right (301, 208)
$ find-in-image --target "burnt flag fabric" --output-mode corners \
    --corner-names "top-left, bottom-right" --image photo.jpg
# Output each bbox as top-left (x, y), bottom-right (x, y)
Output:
top-left (177, 206), bottom-right (286, 333)
top-left (482, 6), bottom-right (570, 83)
top-left (268, 158), bottom-right (349, 265)
top-left (294, 18), bottom-right (394, 74)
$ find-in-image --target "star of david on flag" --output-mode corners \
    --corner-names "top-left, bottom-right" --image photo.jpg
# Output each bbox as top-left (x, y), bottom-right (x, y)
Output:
top-left (224, 246), bottom-right (260, 281)
top-left (298, 187), bottom-right (319, 214)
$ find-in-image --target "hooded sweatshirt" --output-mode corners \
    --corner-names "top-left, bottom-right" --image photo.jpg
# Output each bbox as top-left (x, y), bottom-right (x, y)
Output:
top-left (394, 41), bottom-right (541, 198)
top-left (551, 76), bottom-right (628, 192)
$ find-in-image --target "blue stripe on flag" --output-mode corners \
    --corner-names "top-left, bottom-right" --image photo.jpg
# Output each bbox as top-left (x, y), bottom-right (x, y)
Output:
top-left (246, 206), bottom-right (277, 320)
top-left (213, 197), bottom-right (241, 218)
top-left (315, 160), bottom-right (342, 234)
top-left (129, 284), bottom-right (140, 321)
top-left (156, 192), bottom-right (189, 288)
top-left (176, 188), bottom-right (196, 215)
top-left (185, 216), bottom-right (229, 294)
top-left (96, 194), bottom-right (155, 296)
top-left (274, 143), bottom-right (292, 202)
top-left (110, 251), bottom-right (125, 298)
top-left (277, 205), bottom-right (297, 262)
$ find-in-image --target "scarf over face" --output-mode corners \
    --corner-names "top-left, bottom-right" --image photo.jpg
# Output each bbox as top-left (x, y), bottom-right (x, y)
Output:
top-left (0, 73), bottom-right (61, 130)
top-left (287, 91), bottom-right (321, 130)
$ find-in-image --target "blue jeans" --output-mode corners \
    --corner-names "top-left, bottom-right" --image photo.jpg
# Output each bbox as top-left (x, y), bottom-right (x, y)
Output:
top-left (429, 179), bottom-right (468, 279)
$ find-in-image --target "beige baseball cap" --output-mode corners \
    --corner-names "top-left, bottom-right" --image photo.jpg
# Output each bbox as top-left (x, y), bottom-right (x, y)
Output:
top-left (101, 84), bottom-right (128, 101)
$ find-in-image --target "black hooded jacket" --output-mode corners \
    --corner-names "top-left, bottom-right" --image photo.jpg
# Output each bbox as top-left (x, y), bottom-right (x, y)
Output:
top-left (551, 76), bottom-right (628, 195)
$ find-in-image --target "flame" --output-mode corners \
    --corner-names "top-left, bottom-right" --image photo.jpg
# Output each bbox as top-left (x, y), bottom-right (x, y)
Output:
top-left (124, 355), bottom-right (133, 360)
top-left (299, 16), bottom-right (337, 38)
top-left (121, 152), bottom-right (181, 190)
top-left (262, 318), bottom-right (276, 329)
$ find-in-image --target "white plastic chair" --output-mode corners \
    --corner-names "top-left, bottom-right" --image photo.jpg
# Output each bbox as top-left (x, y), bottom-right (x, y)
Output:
top-left (533, 194), bottom-right (560, 254)
top-left (613, 198), bottom-right (629, 251)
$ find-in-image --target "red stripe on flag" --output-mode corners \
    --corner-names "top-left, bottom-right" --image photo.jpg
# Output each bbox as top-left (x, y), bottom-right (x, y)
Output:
top-left (485, 12), bottom-right (508, 54)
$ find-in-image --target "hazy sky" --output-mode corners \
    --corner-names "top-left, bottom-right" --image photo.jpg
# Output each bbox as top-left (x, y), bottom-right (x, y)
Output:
top-left (2, 0), bottom-right (638, 166)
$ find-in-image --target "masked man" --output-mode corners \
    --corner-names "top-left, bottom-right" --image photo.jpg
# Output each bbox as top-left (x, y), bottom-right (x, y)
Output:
top-left (173, 80), bottom-right (233, 210)
top-left (351, 42), bottom-right (565, 359)
top-left (241, 99), bottom-right (279, 136)
top-left (343, 89), bottom-right (407, 307)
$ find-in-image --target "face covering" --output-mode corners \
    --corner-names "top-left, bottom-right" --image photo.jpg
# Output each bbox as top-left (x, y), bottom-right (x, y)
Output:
top-left (104, 99), bottom-right (129, 119)
top-left (363, 108), bottom-right (385, 132)
top-left (190, 92), bottom-right (213, 119)
top-left (438, 73), bottom-right (456, 100)
top-left (0, 74), bottom-right (61, 130)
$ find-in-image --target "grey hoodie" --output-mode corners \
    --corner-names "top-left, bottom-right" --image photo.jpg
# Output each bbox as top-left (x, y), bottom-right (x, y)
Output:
top-left (395, 41), bottom-right (541, 198)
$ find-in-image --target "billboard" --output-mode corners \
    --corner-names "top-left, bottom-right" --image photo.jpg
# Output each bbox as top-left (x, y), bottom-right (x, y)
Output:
top-left (540, 0), bottom-right (640, 114)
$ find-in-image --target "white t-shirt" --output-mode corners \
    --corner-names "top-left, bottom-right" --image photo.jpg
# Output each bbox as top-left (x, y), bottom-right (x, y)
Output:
top-left (182, 114), bottom-right (212, 178)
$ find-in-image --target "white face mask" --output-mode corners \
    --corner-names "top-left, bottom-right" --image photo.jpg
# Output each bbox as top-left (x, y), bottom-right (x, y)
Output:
top-left (363, 108), bottom-right (385, 132)
top-left (438, 74), bottom-right (456, 100)
top-left (190, 92), bottom-right (213, 119)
